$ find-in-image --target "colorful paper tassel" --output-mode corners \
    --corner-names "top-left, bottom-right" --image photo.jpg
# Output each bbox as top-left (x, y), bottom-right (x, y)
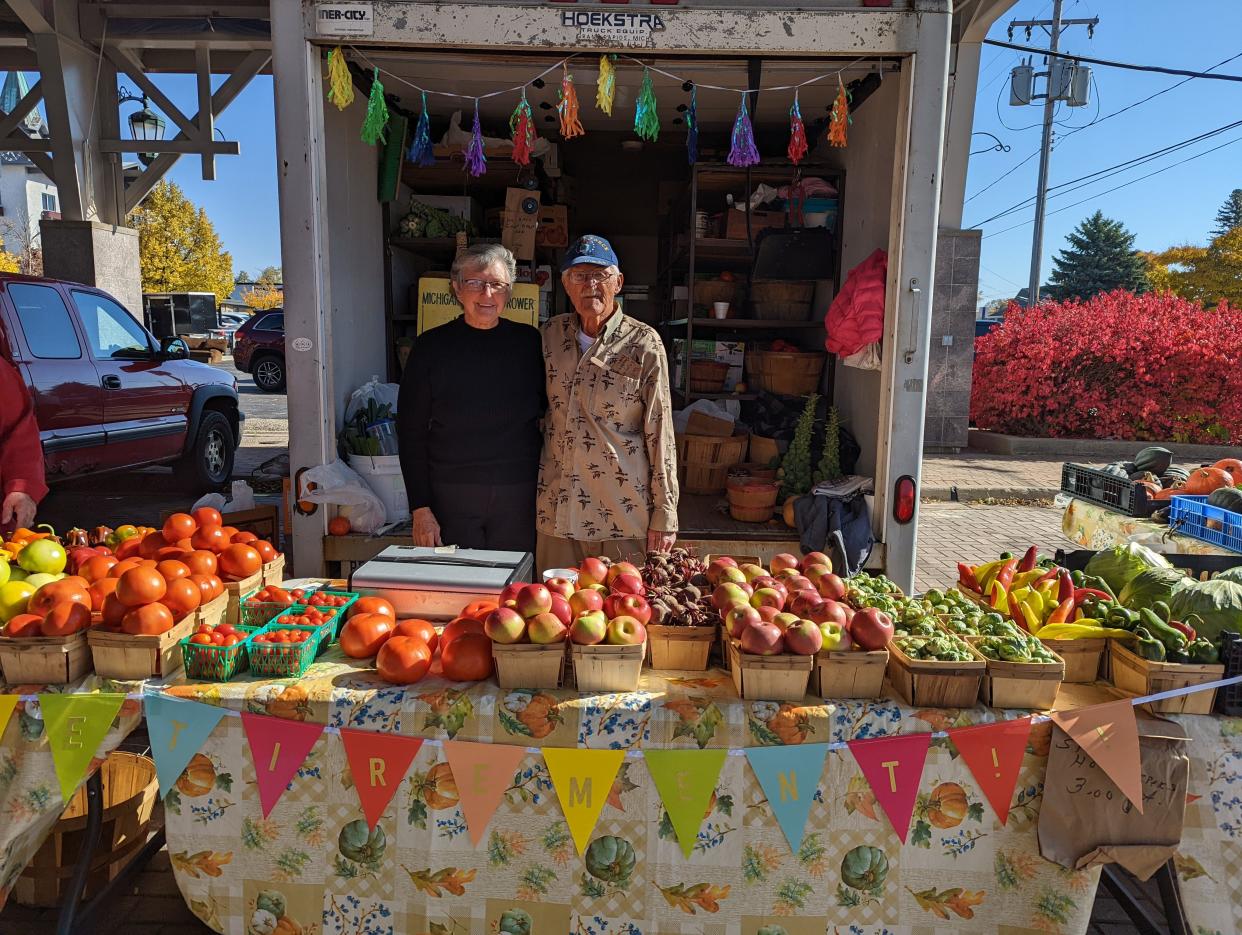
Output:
top-left (727, 93), bottom-right (760, 167)
top-left (359, 69), bottom-right (389, 145)
top-left (558, 67), bottom-right (585, 140)
top-left (510, 90), bottom-right (537, 166)
top-left (407, 91), bottom-right (435, 167)
top-left (597, 54), bottom-right (616, 116)
top-left (634, 67), bottom-right (660, 142)
top-left (828, 77), bottom-right (851, 148)
top-left (686, 84), bottom-right (698, 165)
top-left (326, 47), bottom-right (354, 111)
top-left (465, 99), bottom-right (487, 177)
top-left (788, 90), bottom-right (808, 164)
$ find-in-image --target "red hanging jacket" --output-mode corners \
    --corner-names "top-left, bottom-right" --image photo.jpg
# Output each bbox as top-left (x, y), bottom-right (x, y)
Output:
top-left (824, 249), bottom-right (887, 358)
top-left (0, 356), bottom-right (48, 503)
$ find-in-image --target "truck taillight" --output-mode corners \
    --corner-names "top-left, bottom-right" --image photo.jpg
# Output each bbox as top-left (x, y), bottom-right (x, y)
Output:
top-left (893, 475), bottom-right (916, 524)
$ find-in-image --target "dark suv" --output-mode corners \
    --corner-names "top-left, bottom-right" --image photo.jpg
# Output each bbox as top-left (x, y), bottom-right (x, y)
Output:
top-left (0, 274), bottom-right (244, 490)
top-left (233, 310), bottom-right (285, 393)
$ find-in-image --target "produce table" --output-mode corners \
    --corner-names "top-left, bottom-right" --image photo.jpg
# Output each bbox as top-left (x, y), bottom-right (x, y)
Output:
top-left (156, 648), bottom-right (1242, 935)
top-left (0, 675), bottom-right (143, 909)
top-left (1062, 497), bottom-right (1239, 555)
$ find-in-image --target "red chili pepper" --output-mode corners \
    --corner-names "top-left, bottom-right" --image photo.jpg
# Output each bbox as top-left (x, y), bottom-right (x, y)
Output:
top-left (1047, 596), bottom-right (1074, 625)
top-left (1058, 570), bottom-right (1074, 603)
top-left (1018, 545), bottom-right (1038, 573)
top-left (1169, 619), bottom-right (1197, 642)
top-left (957, 562), bottom-right (982, 594)
top-left (1073, 587), bottom-right (1112, 605)
top-left (994, 558), bottom-right (1018, 593)
top-left (1034, 566), bottom-right (1060, 586)
top-left (1007, 591), bottom-right (1025, 623)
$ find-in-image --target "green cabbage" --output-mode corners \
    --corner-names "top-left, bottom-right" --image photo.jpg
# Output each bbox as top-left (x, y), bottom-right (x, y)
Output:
top-left (1215, 566), bottom-right (1242, 585)
top-left (1085, 543), bottom-right (1172, 593)
top-left (1168, 578), bottom-right (1242, 642)
top-left (1119, 567), bottom-right (1191, 610)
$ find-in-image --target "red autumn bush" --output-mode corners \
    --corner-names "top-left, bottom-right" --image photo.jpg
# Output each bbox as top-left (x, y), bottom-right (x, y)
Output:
top-left (970, 290), bottom-right (1242, 443)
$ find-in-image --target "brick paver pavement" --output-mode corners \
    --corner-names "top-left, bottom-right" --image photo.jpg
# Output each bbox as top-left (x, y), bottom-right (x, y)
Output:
top-left (922, 451), bottom-right (1065, 498)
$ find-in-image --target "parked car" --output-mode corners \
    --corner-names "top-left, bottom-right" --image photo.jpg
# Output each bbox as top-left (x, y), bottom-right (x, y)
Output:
top-left (232, 309), bottom-right (285, 392)
top-left (0, 273), bottom-right (244, 490)
top-left (209, 311), bottom-right (248, 350)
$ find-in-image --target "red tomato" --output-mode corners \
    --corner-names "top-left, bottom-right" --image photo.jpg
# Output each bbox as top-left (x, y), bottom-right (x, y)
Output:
top-left (161, 577), bottom-right (202, 618)
top-left (440, 616), bottom-right (484, 647)
top-left (189, 632), bottom-right (214, 645)
top-left (216, 623), bottom-right (237, 636)
top-left (394, 618), bottom-right (439, 655)
top-left (113, 536), bottom-right (143, 560)
top-left (79, 554), bottom-right (119, 583)
top-left (88, 576), bottom-right (120, 611)
top-left (232, 531), bottom-right (258, 544)
top-left (174, 538), bottom-right (195, 551)
top-left (191, 525), bottom-right (229, 553)
top-left (111, 556), bottom-right (146, 577)
top-left (183, 550), bottom-right (218, 577)
top-left (220, 526), bottom-right (239, 540)
top-left (155, 546), bottom-right (189, 563)
top-left (338, 613), bottom-right (394, 658)
top-left (156, 560), bottom-right (192, 582)
top-left (122, 603), bottom-right (175, 636)
top-left (463, 599), bottom-right (498, 623)
top-left (101, 593), bottom-right (128, 629)
top-left (253, 540), bottom-right (278, 563)
top-left (349, 596), bottom-right (396, 620)
top-left (377, 636), bottom-right (432, 685)
top-left (41, 601), bottom-right (92, 637)
top-left (218, 544), bottom-right (262, 581)
top-left (220, 634), bottom-right (241, 647)
top-left (5, 613), bottom-right (44, 638)
top-left (138, 530), bottom-right (167, 559)
top-left (440, 632), bottom-right (493, 682)
top-left (29, 577), bottom-right (92, 617)
top-left (116, 566), bottom-right (167, 607)
top-left (162, 513), bottom-right (198, 544)
top-left (192, 506), bottom-right (223, 529)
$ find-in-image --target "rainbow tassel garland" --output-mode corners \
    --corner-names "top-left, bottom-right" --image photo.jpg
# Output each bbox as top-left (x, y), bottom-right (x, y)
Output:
top-left (787, 91), bottom-right (808, 165)
top-left (634, 67), bottom-right (660, 142)
top-left (727, 94), bottom-right (760, 167)
top-left (465, 100), bottom-right (487, 177)
top-left (828, 78), bottom-right (850, 148)
top-left (686, 84), bottom-right (698, 165)
top-left (359, 69), bottom-right (389, 145)
top-left (407, 91), bottom-right (435, 167)
top-left (510, 91), bottom-right (537, 166)
top-left (326, 48), bottom-right (354, 111)
top-left (597, 54), bottom-right (616, 116)
top-left (558, 67), bottom-right (585, 140)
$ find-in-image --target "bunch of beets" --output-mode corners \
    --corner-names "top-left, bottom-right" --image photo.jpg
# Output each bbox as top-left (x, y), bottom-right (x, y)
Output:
top-left (642, 548), bottom-right (714, 627)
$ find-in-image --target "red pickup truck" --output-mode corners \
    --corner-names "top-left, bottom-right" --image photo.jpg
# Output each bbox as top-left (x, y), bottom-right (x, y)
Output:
top-left (0, 273), bottom-right (243, 490)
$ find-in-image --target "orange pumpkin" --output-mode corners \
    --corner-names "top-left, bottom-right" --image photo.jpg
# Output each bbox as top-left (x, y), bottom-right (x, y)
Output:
top-left (1213, 458), bottom-right (1242, 485)
top-left (925, 781), bottom-right (969, 829)
top-left (418, 761), bottom-right (460, 809)
top-left (272, 918), bottom-right (304, 935)
top-left (176, 753), bottom-right (216, 797)
top-left (1183, 467), bottom-right (1233, 495)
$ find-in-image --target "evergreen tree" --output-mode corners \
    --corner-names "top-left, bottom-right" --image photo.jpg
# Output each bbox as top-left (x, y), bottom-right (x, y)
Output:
top-left (1046, 211), bottom-right (1149, 302)
top-left (1212, 188), bottom-right (1242, 238)
top-left (129, 180), bottom-right (234, 303)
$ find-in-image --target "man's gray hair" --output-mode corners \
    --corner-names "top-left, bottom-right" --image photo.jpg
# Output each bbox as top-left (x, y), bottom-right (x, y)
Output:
top-left (451, 243), bottom-right (517, 284)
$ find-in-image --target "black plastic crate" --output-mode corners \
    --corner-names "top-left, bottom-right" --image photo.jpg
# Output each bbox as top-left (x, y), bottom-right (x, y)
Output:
top-left (1054, 548), bottom-right (1242, 578)
top-left (1217, 632), bottom-right (1242, 716)
top-left (1060, 463), bottom-right (1162, 517)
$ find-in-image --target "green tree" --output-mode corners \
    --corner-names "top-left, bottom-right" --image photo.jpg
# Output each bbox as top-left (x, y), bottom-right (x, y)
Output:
top-left (1045, 211), bottom-right (1149, 302)
top-left (129, 180), bottom-right (233, 303)
top-left (1145, 226), bottom-right (1242, 308)
top-left (1212, 188), bottom-right (1242, 238)
top-left (235, 269), bottom-right (251, 283)
top-left (257, 265), bottom-right (282, 285)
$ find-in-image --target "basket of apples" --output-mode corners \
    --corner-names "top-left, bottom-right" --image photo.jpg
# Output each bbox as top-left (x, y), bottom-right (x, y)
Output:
top-left (485, 582), bottom-right (571, 690)
top-left (565, 557), bottom-right (647, 693)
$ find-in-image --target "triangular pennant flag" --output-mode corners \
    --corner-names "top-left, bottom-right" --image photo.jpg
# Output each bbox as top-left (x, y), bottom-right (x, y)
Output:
top-left (0, 694), bottom-right (17, 735)
top-left (40, 693), bottom-right (125, 802)
top-left (848, 733), bottom-right (931, 843)
top-left (145, 694), bottom-right (227, 797)
top-left (443, 740), bottom-right (528, 846)
top-left (240, 713), bottom-right (325, 818)
top-left (341, 729), bottom-right (423, 829)
top-left (543, 748), bottom-right (625, 855)
top-left (744, 743), bottom-right (829, 852)
top-left (644, 749), bottom-right (727, 858)
top-left (1051, 700), bottom-right (1143, 813)
top-left (950, 718), bottom-right (1033, 825)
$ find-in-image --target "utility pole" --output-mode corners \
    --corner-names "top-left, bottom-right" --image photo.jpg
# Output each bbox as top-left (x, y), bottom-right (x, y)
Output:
top-left (1008, 4), bottom-right (1098, 306)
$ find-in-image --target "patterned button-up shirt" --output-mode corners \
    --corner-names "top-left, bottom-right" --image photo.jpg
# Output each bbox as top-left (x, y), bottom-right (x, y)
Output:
top-left (537, 308), bottom-right (679, 540)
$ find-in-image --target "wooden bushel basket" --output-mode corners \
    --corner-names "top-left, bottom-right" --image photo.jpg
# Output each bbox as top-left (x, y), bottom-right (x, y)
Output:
top-left (677, 432), bottom-right (749, 495)
top-left (571, 641), bottom-right (645, 693)
top-left (195, 592), bottom-right (230, 628)
top-left (1109, 640), bottom-right (1224, 714)
top-left (262, 554), bottom-right (287, 587)
top-left (969, 640), bottom-right (1065, 710)
top-left (745, 350), bottom-right (824, 396)
top-left (812, 649), bottom-right (888, 699)
top-left (1039, 636), bottom-right (1106, 683)
top-left (88, 613), bottom-right (197, 680)
top-left (0, 631), bottom-right (91, 684)
top-left (223, 570), bottom-right (263, 626)
top-left (492, 642), bottom-right (567, 690)
top-left (647, 624), bottom-right (715, 671)
top-left (886, 639), bottom-right (985, 708)
top-left (15, 752), bottom-right (158, 908)
top-left (727, 640), bottom-right (812, 701)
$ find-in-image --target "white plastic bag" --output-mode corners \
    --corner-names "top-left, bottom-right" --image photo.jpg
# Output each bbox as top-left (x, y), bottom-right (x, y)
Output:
top-left (191, 480), bottom-right (255, 515)
top-left (298, 460), bottom-right (387, 534)
top-left (843, 342), bottom-right (882, 371)
top-left (345, 376), bottom-right (400, 422)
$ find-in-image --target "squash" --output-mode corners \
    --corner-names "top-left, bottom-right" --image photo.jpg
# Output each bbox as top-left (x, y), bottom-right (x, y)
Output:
top-left (1161, 466), bottom-right (1190, 487)
top-left (924, 782), bottom-right (970, 829)
top-left (1135, 480), bottom-right (1162, 499)
top-left (1183, 467), bottom-right (1233, 495)
top-left (1129, 471), bottom-right (1160, 484)
top-left (1101, 461), bottom-right (1132, 480)
top-left (1212, 458), bottom-right (1242, 485)
top-left (1134, 447), bottom-right (1173, 476)
top-left (175, 753), bottom-right (216, 798)
top-left (1208, 486), bottom-right (1242, 513)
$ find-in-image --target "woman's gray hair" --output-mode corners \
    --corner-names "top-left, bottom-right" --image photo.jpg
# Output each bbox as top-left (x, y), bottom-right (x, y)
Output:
top-left (451, 243), bottom-right (517, 284)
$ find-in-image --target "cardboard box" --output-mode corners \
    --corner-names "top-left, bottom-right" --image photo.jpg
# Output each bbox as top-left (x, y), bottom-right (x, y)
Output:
top-left (724, 209), bottom-right (787, 241)
top-left (673, 339), bottom-right (745, 391)
top-left (502, 187), bottom-right (540, 260)
top-left (536, 206), bottom-right (569, 247)
top-left (416, 277), bottom-right (539, 334)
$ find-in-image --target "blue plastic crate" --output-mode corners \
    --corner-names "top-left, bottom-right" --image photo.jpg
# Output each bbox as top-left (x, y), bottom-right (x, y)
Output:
top-left (1169, 495), bottom-right (1242, 553)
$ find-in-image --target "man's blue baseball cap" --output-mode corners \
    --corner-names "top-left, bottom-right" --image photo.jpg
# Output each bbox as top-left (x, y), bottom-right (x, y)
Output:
top-left (561, 234), bottom-right (620, 271)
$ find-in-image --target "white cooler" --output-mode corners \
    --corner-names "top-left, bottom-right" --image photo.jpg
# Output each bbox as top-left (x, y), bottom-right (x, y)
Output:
top-left (348, 546), bottom-right (534, 620)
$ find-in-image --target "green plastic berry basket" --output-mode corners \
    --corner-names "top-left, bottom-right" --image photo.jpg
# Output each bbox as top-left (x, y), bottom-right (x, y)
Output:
top-left (271, 607), bottom-right (339, 654)
top-left (302, 590), bottom-right (358, 635)
top-left (180, 625), bottom-right (260, 681)
top-left (247, 623), bottom-right (323, 677)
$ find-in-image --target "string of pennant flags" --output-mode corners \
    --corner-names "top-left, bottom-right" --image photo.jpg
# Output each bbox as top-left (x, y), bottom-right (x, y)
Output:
top-left (4, 674), bottom-right (1237, 860)
top-left (325, 46), bottom-right (866, 174)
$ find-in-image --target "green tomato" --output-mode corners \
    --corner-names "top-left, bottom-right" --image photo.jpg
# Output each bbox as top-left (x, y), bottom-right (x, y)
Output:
top-left (18, 539), bottom-right (67, 575)
top-left (0, 580), bottom-right (35, 621)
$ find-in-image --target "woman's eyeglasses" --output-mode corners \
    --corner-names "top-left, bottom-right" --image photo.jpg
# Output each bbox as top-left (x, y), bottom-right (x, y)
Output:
top-left (460, 279), bottom-right (513, 294)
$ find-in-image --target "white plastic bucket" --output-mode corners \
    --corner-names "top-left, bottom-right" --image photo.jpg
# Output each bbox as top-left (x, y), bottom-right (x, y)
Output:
top-left (349, 454), bottom-right (409, 524)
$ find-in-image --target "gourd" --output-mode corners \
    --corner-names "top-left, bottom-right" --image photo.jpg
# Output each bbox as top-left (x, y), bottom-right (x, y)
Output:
top-left (1208, 486), bottom-right (1242, 512)
top-left (1129, 471), bottom-right (1160, 484)
top-left (840, 844), bottom-right (890, 891)
top-left (175, 753), bottom-right (216, 798)
top-left (1101, 461), bottom-right (1131, 480)
top-left (255, 891), bottom-right (286, 919)
top-left (1183, 467), bottom-right (1233, 495)
top-left (1212, 458), bottom-right (1242, 485)
top-left (1134, 447), bottom-right (1173, 475)
top-left (337, 819), bottom-right (387, 865)
top-left (1161, 466), bottom-right (1190, 487)
top-left (498, 910), bottom-right (533, 935)
top-left (585, 835), bottom-right (636, 885)
top-left (924, 782), bottom-right (969, 829)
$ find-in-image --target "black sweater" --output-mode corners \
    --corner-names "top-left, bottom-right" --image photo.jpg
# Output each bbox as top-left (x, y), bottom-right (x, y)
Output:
top-left (397, 316), bottom-right (546, 511)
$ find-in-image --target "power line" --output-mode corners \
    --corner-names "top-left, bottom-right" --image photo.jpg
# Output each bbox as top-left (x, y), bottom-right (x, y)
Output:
top-left (983, 38), bottom-right (1242, 81)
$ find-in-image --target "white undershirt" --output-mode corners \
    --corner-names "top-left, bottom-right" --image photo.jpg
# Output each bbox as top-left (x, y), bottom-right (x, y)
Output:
top-left (577, 329), bottom-right (594, 355)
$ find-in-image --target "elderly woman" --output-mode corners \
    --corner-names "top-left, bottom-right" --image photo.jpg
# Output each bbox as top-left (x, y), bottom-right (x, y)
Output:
top-left (397, 244), bottom-right (545, 551)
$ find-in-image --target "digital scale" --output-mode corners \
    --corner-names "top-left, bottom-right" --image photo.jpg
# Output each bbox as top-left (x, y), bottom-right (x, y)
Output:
top-left (348, 546), bottom-right (534, 620)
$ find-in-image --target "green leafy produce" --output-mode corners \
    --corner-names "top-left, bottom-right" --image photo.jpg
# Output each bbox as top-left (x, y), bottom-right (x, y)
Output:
top-left (975, 615), bottom-right (1023, 638)
top-left (1085, 543), bottom-right (1172, 594)
top-left (974, 633), bottom-right (1058, 664)
top-left (779, 394), bottom-right (818, 499)
top-left (1168, 578), bottom-right (1242, 642)
top-left (398, 198), bottom-right (477, 238)
top-left (813, 406), bottom-right (843, 485)
top-left (1215, 566), bottom-right (1242, 585)
top-left (1119, 567), bottom-right (1191, 609)
top-left (894, 634), bottom-right (975, 662)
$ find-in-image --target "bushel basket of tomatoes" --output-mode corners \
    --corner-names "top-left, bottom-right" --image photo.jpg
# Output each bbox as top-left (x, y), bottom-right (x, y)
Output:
top-left (240, 585), bottom-right (317, 628)
top-left (181, 622), bottom-right (257, 680)
top-left (272, 605), bottom-right (339, 650)
top-left (247, 623), bottom-right (321, 677)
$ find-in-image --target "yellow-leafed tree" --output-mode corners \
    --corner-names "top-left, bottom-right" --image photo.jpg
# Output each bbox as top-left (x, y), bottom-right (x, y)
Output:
top-left (244, 286), bottom-right (284, 310)
top-left (0, 250), bottom-right (19, 273)
top-left (1144, 226), bottom-right (1242, 308)
top-left (129, 180), bottom-right (234, 303)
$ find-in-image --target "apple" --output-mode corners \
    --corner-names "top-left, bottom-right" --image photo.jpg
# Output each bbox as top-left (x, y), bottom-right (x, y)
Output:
top-left (740, 621), bottom-right (784, 656)
top-left (605, 593), bottom-right (651, 625)
top-left (801, 552), bottom-right (832, 572)
top-left (816, 573), bottom-right (848, 602)
top-left (817, 620), bottom-right (848, 652)
top-left (803, 564), bottom-right (831, 588)
top-left (484, 607), bottom-right (527, 644)
top-left (570, 609), bottom-right (608, 645)
top-left (750, 587), bottom-right (785, 612)
top-left (706, 557), bottom-right (739, 586)
top-left (739, 563), bottom-right (767, 583)
top-left (606, 615), bottom-right (647, 646)
top-left (585, 583), bottom-right (608, 596)
top-left (807, 598), bottom-right (850, 628)
top-left (528, 612), bottom-right (568, 644)
top-left (770, 553), bottom-right (800, 574)
top-left (545, 576), bottom-right (575, 600)
top-left (577, 557), bottom-right (610, 589)
top-left (717, 565), bottom-right (748, 586)
top-left (498, 582), bottom-right (525, 606)
top-left (605, 561), bottom-right (641, 587)
top-left (756, 605), bottom-right (780, 623)
top-left (515, 583), bottom-right (553, 619)
top-left (713, 582), bottom-right (751, 612)
top-left (784, 619), bottom-right (824, 655)
top-left (790, 590), bottom-right (824, 618)
top-left (549, 593), bottom-right (573, 626)
top-left (568, 588), bottom-right (604, 616)
top-left (851, 608), bottom-right (894, 651)
top-left (725, 604), bottom-right (761, 639)
top-left (783, 574), bottom-right (814, 594)
top-left (772, 612), bottom-right (800, 632)
top-left (753, 575), bottom-right (786, 596)
top-left (609, 573), bottom-right (646, 597)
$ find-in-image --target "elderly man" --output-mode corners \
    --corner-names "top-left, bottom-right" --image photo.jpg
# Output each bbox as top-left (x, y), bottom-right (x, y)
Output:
top-left (536, 235), bottom-right (678, 572)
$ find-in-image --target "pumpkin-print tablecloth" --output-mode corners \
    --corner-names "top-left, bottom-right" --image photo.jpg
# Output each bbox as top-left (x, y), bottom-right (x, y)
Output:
top-left (1062, 497), bottom-right (1236, 555)
top-left (155, 649), bottom-right (1242, 935)
top-left (0, 676), bottom-right (143, 909)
